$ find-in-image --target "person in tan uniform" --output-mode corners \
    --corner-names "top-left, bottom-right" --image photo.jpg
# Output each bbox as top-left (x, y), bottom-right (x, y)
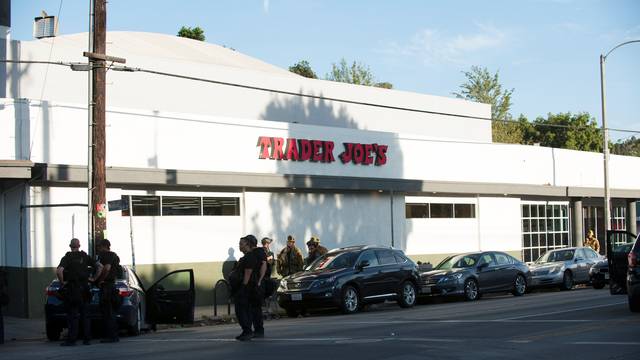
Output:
top-left (584, 229), bottom-right (600, 253)
top-left (276, 235), bottom-right (304, 277)
top-left (305, 236), bottom-right (328, 266)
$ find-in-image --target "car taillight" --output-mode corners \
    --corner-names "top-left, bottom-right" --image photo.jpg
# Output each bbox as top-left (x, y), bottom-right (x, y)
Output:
top-left (118, 288), bottom-right (134, 297)
top-left (629, 252), bottom-right (638, 267)
top-left (45, 287), bottom-right (58, 296)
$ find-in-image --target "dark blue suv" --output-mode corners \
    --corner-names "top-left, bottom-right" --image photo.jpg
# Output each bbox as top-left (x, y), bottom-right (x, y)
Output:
top-left (277, 245), bottom-right (420, 317)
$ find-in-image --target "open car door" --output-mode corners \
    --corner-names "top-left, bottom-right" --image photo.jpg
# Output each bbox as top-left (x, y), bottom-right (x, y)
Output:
top-left (146, 269), bottom-right (195, 324)
top-left (606, 230), bottom-right (636, 295)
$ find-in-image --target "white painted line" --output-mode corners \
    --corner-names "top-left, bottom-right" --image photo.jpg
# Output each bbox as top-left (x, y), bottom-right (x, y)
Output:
top-left (568, 341), bottom-right (640, 346)
top-left (507, 340), bottom-right (532, 344)
top-left (498, 301), bottom-right (627, 320)
top-left (336, 319), bottom-right (593, 325)
top-left (127, 337), bottom-right (352, 343)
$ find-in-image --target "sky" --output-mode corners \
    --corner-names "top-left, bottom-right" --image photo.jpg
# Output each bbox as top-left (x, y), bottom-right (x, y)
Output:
top-left (9, 0), bottom-right (640, 141)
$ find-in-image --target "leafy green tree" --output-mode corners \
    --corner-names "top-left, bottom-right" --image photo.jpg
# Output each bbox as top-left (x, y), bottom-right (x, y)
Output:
top-left (454, 66), bottom-right (515, 143)
top-left (525, 113), bottom-right (602, 152)
top-left (177, 26), bottom-right (205, 41)
top-left (611, 136), bottom-right (640, 156)
top-left (289, 60), bottom-right (318, 79)
top-left (326, 58), bottom-right (393, 89)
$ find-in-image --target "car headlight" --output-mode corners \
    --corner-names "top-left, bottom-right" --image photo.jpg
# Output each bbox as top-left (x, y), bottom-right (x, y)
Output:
top-left (278, 281), bottom-right (288, 291)
top-left (440, 273), bottom-right (464, 282)
top-left (549, 265), bottom-right (563, 274)
top-left (312, 276), bottom-right (337, 288)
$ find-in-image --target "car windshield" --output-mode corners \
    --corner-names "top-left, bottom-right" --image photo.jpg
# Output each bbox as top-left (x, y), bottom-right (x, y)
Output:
top-left (435, 254), bottom-right (479, 270)
top-left (536, 249), bottom-right (575, 263)
top-left (306, 252), bottom-right (359, 271)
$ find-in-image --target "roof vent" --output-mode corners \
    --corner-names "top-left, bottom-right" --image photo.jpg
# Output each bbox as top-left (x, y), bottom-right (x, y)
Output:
top-left (33, 11), bottom-right (57, 39)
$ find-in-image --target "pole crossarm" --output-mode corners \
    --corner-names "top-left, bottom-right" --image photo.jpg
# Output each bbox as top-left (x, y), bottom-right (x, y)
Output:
top-left (83, 51), bottom-right (126, 64)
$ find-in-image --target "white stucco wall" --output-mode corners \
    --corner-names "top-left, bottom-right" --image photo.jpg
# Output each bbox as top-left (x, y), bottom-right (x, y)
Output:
top-left (3, 32), bottom-right (491, 143)
top-left (405, 196), bottom-right (522, 258)
top-left (2, 99), bottom-right (640, 191)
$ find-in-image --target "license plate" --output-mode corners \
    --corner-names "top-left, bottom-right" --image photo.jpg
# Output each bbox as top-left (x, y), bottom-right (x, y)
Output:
top-left (605, 273), bottom-right (610, 280)
top-left (291, 293), bottom-right (302, 301)
top-left (422, 286), bottom-right (432, 294)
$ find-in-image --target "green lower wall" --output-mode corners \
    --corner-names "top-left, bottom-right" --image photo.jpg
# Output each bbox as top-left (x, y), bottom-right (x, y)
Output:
top-left (4, 250), bottom-right (524, 318)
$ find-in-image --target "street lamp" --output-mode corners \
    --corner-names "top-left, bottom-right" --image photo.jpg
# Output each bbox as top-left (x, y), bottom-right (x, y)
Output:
top-left (599, 39), bottom-right (640, 239)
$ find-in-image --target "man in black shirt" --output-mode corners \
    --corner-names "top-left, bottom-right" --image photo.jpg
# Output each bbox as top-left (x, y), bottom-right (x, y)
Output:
top-left (233, 235), bottom-right (265, 341)
top-left (94, 239), bottom-right (121, 343)
top-left (248, 236), bottom-right (267, 338)
top-left (56, 238), bottom-right (94, 346)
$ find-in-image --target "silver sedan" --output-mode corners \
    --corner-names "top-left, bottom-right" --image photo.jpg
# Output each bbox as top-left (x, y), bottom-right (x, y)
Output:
top-left (528, 247), bottom-right (603, 290)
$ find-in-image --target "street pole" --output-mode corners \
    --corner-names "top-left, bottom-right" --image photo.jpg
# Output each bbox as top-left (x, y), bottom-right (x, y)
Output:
top-left (599, 55), bottom-right (611, 239)
top-left (599, 40), bottom-right (640, 252)
top-left (87, 0), bottom-right (95, 257)
top-left (92, 0), bottom-right (107, 250)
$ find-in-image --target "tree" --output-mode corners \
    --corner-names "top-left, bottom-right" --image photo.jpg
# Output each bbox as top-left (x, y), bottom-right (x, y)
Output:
top-left (525, 113), bottom-right (602, 152)
top-left (177, 26), bottom-right (205, 41)
top-left (454, 66), bottom-right (515, 143)
top-left (611, 136), bottom-right (640, 156)
top-left (289, 60), bottom-right (317, 79)
top-left (326, 58), bottom-right (393, 89)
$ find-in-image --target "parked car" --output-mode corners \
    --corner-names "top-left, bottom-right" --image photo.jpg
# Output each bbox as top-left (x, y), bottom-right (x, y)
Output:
top-left (45, 266), bottom-right (195, 341)
top-left (606, 230), bottom-right (640, 312)
top-left (277, 245), bottom-right (420, 316)
top-left (419, 251), bottom-right (531, 301)
top-left (529, 247), bottom-right (603, 290)
top-left (589, 259), bottom-right (609, 289)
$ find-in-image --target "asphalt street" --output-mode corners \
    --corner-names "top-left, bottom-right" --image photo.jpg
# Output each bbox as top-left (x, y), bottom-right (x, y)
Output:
top-left (2, 287), bottom-right (638, 360)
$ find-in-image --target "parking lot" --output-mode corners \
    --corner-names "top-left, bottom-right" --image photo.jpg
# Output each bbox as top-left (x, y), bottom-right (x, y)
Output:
top-left (2, 287), bottom-right (638, 360)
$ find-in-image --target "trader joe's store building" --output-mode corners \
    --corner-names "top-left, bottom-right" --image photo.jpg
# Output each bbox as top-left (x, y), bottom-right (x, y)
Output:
top-left (1, 32), bottom-right (639, 317)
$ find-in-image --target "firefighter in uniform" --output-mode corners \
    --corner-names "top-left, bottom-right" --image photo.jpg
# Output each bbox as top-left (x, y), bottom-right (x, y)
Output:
top-left (305, 236), bottom-right (328, 266)
top-left (584, 229), bottom-right (601, 253)
top-left (56, 238), bottom-right (94, 346)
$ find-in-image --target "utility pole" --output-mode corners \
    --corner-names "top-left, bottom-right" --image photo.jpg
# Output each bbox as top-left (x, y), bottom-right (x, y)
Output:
top-left (85, 0), bottom-right (125, 256)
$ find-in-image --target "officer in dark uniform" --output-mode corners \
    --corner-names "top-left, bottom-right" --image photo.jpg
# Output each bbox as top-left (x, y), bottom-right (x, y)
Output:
top-left (232, 235), bottom-right (264, 341)
top-left (94, 239), bottom-right (121, 343)
top-left (56, 238), bottom-right (94, 346)
top-left (0, 267), bottom-right (8, 345)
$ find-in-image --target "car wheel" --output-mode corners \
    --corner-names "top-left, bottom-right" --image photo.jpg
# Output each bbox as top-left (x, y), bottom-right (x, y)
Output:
top-left (340, 285), bottom-right (360, 314)
top-left (512, 274), bottom-right (527, 296)
top-left (398, 281), bottom-right (417, 308)
top-left (591, 278), bottom-right (605, 290)
top-left (560, 271), bottom-right (573, 291)
top-left (284, 307), bottom-right (299, 318)
top-left (463, 278), bottom-right (479, 301)
top-left (46, 321), bottom-right (62, 341)
top-left (127, 306), bottom-right (142, 336)
top-left (629, 293), bottom-right (640, 313)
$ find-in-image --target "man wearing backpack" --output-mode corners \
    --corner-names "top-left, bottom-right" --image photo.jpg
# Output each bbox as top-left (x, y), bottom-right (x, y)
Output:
top-left (94, 239), bottom-right (121, 343)
top-left (56, 238), bottom-right (94, 346)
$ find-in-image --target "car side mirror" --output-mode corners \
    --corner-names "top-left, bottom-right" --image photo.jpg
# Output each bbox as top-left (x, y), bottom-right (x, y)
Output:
top-left (575, 257), bottom-right (583, 262)
top-left (357, 260), bottom-right (370, 270)
top-left (477, 263), bottom-right (488, 271)
top-left (157, 284), bottom-right (165, 292)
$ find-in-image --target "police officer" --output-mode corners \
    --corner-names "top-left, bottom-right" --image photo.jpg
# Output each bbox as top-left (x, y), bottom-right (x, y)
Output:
top-left (0, 267), bottom-right (8, 345)
top-left (276, 235), bottom-right (304, 277)
top-left (56, 238), bottom-right (94, 346)
top-left (233, 235), bottom-right (263, 341)
top-left (94, 239), bottom-right (121, 343)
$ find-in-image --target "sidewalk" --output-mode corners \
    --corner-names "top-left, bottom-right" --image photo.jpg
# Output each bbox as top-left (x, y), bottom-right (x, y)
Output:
top-left (2, 303), bottom-right (280, 343)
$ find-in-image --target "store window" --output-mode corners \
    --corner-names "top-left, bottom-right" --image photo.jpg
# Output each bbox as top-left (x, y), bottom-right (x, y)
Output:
top-left (405, 203), bottom-right (476, 219)
top-left (203, 197), bottom-right (240, 216)
top-left (521, 202), bottom-right (570, 262)
top-left (122, 195), bottom-right (240, 217)
top-left (162, 196), bottom-right (201, 216)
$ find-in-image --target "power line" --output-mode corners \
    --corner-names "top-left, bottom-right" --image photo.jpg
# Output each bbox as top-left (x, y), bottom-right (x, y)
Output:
top-left (3, 58), bottom-right (640, 134)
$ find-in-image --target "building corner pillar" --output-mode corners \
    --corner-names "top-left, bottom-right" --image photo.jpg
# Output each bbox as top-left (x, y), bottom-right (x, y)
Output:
top-left (626, 200), bottom-right (637, 235)
top-left (571, 198), bottom-right (584, 247)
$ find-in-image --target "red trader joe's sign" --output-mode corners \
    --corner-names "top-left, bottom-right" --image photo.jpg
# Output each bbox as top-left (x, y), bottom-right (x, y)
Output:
top-left (257, 136), bottom-right (388, 166)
